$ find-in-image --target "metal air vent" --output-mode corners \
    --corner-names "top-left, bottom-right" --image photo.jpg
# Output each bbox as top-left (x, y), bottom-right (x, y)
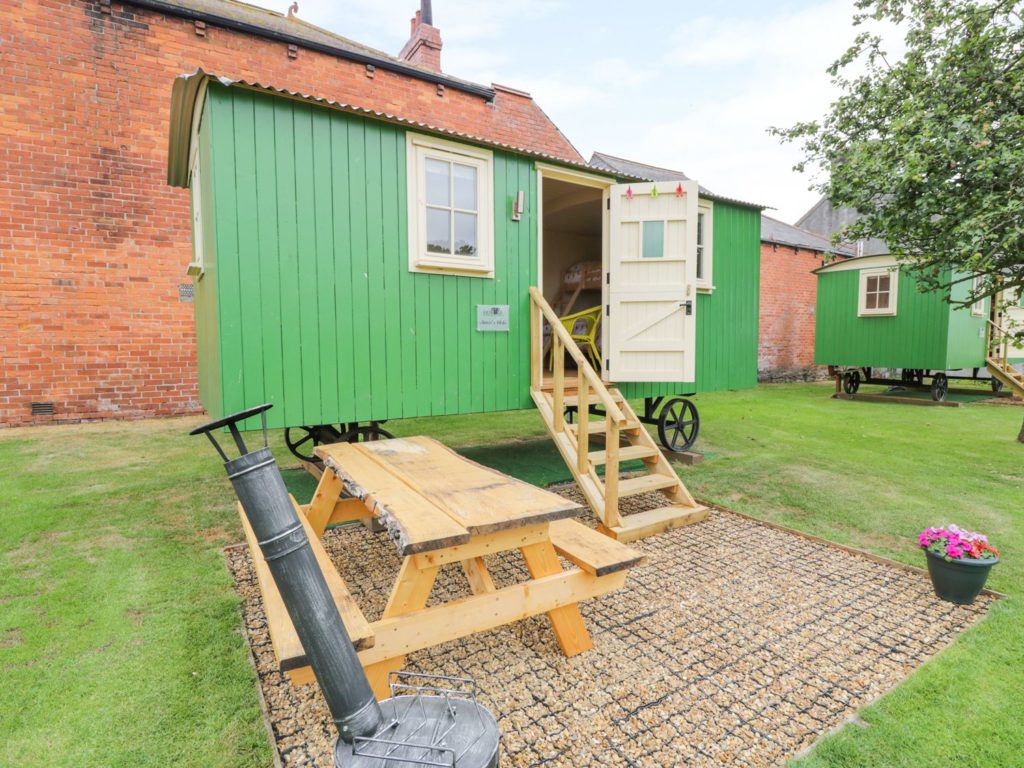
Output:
top-left (31, 402), bottom-right (55, 416)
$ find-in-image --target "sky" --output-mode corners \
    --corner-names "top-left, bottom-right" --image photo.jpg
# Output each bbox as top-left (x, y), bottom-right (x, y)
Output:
top-left (289, 0), bottom-right (870, 223)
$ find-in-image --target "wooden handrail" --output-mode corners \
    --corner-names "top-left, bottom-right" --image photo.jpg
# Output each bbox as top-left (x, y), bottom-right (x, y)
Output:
top-left (529, 287), bottom-right (627, 426)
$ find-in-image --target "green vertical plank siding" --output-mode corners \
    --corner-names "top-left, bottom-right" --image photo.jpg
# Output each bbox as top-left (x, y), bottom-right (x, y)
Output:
top-left (814, 268), bottom-right (953, 368)
top-left (253, 96), bottom-right (285, 421)
top-left (946, 273), bottom-right (988, 368)
top-left (273, 100), bottom-right (304, 428)
top-left (194, 104), bottom-right (221, 418)
top-left (201, 85), bottom-right (536, 429)
top-left (618, 200), bottom-right (761, 399)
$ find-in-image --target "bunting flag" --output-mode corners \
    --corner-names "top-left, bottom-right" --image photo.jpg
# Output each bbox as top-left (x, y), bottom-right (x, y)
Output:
top-left (650, 184), bottom-right (659, 198)
top-left (675, 183), bottom-right (684, 197)
top-left (625, 186), bottom-right (634, 200)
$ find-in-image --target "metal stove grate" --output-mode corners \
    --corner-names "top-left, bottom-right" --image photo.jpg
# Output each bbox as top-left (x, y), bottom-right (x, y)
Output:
top-left (348, 672), bottom-right (497, 768)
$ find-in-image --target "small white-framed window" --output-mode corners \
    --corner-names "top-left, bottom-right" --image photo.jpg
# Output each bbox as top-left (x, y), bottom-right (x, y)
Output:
top-left (858, 267), bottom-right (898, 316)
top-left (696, 200), bottom-right (713, 291)
top-left (407, 133), bottom-right (493, 277)
top-left (187, 151), bottom-right (204, 277)
top-left (971, 275), bottom-right (986, 317)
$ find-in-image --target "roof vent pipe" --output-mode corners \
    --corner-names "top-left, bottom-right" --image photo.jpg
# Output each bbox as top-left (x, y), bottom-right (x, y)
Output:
top-left (190, 404), bottom-right (383, 743)
top-left (421, 0), bottom-right (432, 25)
top-left (191, 404), bottom-right (502, 767)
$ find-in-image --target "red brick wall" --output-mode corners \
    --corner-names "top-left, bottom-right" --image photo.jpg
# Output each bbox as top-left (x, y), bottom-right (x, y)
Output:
top-left (758, 242), bottom-right (829, 381)
top-left (0, 0), bottom-right (580, 427)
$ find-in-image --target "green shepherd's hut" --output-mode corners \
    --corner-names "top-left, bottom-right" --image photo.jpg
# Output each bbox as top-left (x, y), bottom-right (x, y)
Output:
top-left (167, 71), bottom-right (762, 539)
top-left (814, 254), bottom-right (1024, 401)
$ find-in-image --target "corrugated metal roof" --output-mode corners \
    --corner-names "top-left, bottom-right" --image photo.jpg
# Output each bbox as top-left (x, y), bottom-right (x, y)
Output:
top-left (761, 214), bottom-right (855, 256)
top-left (167, 71), bottom-right (613, 187)
top-left (588, 151), bottom-right (764, 209)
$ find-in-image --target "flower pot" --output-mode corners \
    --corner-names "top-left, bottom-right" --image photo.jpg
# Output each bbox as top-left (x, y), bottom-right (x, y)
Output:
top-left (924, 549), bottom-right (998, 605)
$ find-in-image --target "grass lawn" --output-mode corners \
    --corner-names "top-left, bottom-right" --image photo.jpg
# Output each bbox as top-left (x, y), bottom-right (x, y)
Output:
top-left (0, 382), bottom-right (1020, 766)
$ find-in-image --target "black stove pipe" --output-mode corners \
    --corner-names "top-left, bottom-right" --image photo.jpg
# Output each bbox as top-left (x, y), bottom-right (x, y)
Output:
top-left (192, 406), bottom-right (382, 743)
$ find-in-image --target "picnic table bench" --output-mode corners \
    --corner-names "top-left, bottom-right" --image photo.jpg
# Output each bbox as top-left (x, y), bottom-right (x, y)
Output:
top-left (239, 435), bottom-right (645, 699)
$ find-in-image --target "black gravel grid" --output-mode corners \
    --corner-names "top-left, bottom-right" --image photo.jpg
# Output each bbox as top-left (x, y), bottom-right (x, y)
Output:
top-left (225, 487), bottom-right (992, 767)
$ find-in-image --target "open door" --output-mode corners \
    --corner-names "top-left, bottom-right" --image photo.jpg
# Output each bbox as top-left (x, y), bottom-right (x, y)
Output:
top-left (605, 180), bottom-right (699, 382)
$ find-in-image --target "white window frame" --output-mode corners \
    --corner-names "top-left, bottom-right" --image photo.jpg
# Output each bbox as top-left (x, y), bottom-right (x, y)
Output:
top-left (696, 199), bottom-right (713, 292)
top-left (407, 133), bottom-right (494, 278)
top-left (858, 266), bottom-right (899, 316)
top-left (971, 275), bottom-right (986, 317)
top-left (187, 150), bottom-right (204, 278)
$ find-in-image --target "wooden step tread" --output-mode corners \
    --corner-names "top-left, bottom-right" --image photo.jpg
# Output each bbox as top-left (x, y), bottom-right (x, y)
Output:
top-left (618, 473), bottom-right (680, 497)
top-left (548, 518), bottom-right (647, 576)
top-left (588, 445), bottom-right (659, 465)
top-left (568, 419), bottom-right (641, 434)
top-left (562, 392), bottom-right (624, 407)
top-left (605, 504), bottom-right (710, 543)
top-left (238, 499), bottom-right (375, 674)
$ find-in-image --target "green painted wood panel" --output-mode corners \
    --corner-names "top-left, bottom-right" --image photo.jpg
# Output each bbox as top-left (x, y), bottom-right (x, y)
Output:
top-left (201, 85), bottom-right (536, 429)
top-left (945, 273), bottom-right (988, 368)
top-left (814, 268), bottom-right (956, 368)
top-left (194, 104), bottom-right (221, 418)
top-left (617, 200), bottom-right (761, 399)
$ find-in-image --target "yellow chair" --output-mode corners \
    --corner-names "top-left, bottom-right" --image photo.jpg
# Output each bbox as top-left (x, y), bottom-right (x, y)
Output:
top-left (550, 305), bottom-right (602, 371)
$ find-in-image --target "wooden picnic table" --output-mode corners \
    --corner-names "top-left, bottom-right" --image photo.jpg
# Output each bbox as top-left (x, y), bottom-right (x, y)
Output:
top-left (239, 435), bottom-right (645, 699)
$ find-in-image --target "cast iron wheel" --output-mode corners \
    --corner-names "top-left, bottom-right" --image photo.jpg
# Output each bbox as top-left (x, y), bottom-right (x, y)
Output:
top-left (931, 373), bottom-right (949, 402)
top-left (991, 377), bottom-right (1005, 393)
top-left (284, 424), bottom-right (344, 462)
top-left (842, 370), bottom-right (861, 394)
top-left (657, 397), bottom-right (700, 453)
top-left (564, 406), bottom-right (576, 424)
top-left (339, 422), bottom-right (394, 443)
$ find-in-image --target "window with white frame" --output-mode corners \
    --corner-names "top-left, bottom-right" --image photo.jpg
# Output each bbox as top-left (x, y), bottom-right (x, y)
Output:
top-left (971, 275), bottom-right (986, 317)
top-left (696, 200), bottom-right (713, 290)
top-left (858, 267), bottom-right (898, 316)
top-left (407, 133), bottom-right (493, 277)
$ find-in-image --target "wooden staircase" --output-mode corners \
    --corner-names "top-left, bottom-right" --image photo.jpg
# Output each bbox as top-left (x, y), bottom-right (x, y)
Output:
top-left (986, 319), bottom-right (1024, 398)
top-left (528, 287), bottom-right (709, 542)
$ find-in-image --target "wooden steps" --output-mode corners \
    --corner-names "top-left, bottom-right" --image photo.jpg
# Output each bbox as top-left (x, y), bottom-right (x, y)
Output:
top-left (567, 418), bottom-right (641, 434)
top-left (563, 392), bottom-right (624, 407)
top-left (528, 286), bottom-right (707, 541)
top-left (603, 504), bottom-right (710, 543)
top-left (548, 518), bottom-right (647, 576)
top-left (617, 473), bottom-right (680, 497)
top-left (588, 444), bottom-right (659, 465)
top-left (985, 321), bottom-right (1024, 400)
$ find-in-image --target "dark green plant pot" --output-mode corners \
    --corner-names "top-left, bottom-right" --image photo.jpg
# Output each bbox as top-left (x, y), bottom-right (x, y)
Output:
top-left (924, 549), bottom-right (998, 605)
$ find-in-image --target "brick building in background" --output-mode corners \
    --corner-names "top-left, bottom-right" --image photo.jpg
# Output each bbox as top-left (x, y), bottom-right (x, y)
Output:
top-left (0, 0), bottom-right (580, 427)
top-left (758, 216), bottom-right (851, 381)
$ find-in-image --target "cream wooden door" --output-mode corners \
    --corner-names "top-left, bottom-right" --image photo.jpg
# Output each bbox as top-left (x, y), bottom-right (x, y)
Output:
top-left (605, 180), bottom-right (698, 382)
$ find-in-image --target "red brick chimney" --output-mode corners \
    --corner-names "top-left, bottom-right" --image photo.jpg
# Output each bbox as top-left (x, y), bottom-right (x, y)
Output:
top-left (399, 1), bottom-right (442, 72)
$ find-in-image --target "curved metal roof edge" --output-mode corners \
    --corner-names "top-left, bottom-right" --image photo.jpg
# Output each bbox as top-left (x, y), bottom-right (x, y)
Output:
top-left (812, 252), bottom-right (898, 274)
top-left (167, 71), bottom-right (621, 188)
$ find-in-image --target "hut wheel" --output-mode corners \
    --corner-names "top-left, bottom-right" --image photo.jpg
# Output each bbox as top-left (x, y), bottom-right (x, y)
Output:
top-left (657, 397), bottom-right (700, 453)
top-left (991, 378), bottom-right (1004, 393)
top-left (931, 373), bottom-right (949, 402)
top-left (563, 406), bottom-right (576, 424)
top-left (284, 424), bottom-right (343, 462)
top-left (842, 370), bottom-right (861, 394)
top-left (339, 422), bottom-right (394, 442)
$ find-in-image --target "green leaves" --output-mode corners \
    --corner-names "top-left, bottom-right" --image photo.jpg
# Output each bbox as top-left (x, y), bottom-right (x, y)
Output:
top-left (774, 0), bottom-right (1024, 322)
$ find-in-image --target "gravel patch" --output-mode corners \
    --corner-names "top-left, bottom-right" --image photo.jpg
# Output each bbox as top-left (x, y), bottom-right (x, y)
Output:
top-left (225, 488), bottom-right (993, 767)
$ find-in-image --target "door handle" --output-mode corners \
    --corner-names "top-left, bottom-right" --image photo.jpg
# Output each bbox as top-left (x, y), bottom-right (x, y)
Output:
top-left (681, 300), bottom-right (693, 316)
